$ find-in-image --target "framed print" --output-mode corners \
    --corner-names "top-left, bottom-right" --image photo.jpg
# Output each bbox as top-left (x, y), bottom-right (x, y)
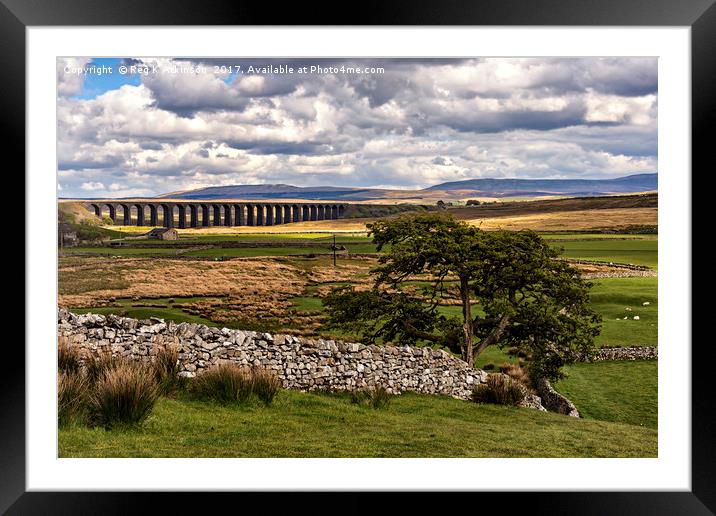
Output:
top-left (4, 0), bottom-right (712, 513)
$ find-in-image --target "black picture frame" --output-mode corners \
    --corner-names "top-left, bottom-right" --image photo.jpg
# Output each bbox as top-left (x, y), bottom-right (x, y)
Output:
top-left (3, 1), bottom-right (711, 513)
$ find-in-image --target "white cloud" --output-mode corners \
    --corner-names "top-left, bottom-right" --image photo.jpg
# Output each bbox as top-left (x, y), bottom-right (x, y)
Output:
top-left (56, 57), bottom-right (657, 197)
top-left (80, 181), bottom-right (106, 191)
top-left (57, 58), bottom-right (91, 97)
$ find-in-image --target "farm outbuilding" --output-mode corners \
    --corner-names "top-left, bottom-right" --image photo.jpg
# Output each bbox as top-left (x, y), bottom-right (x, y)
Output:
top-left (146, 227), bottom-right (179, 240)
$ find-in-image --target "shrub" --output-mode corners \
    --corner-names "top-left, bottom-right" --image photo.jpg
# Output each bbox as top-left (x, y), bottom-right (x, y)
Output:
top-left (153, 345), bottom-right (182, 395)
top-left (471, 374), bottom-right (527, 406)
top-left (507, 347), bottom-right (519, 356)
top-left (58, 337), bottom-right (82, 374)
top-left (350, 386), bottom-right (392, 409)
top-left (88, 362), bottom-right (160, 428)
top-left (189, 363), bottom-right (255, 405)
top-left (251, 368), bottom-right (282, 406)
top-left (58, 370), bottom-right (89, 427)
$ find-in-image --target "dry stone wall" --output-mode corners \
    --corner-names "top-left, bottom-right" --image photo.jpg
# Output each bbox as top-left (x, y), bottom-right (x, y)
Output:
top-left (591, 347), bottom-right (657, 361)
top-left (535, 378), bottom-right (580, 418)
top-left (58, 309), bottom-right (488, 400)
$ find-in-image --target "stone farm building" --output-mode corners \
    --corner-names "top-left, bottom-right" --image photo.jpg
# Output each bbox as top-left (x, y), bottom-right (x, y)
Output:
top-left (146, 227), bottom-right (179, 240)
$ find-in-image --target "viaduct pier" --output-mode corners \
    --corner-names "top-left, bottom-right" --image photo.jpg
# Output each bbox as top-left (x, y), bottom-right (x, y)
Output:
top-left (82, 200), bottom-right (349, 228)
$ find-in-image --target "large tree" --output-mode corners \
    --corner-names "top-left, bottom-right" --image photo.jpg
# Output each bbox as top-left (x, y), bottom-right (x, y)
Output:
top-left (323, 213), bottom-right (601, 381)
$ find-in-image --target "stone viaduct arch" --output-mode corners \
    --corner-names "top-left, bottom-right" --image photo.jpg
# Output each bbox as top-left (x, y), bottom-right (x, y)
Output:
top-left (85, 201), bottom-right (349, 228)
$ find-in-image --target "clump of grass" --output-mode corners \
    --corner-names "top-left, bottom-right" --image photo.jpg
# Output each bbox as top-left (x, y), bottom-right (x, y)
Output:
top-left (499, 363), bottom-right (531, 387)
top-left (471, 374), bottom-right (527, 406)
top-left (58, 337), bottom-right (81, 374)
top-left (88, 362), bottom-right (160, 429)
top-left (85, 352), bottom-right (120, 385)
top-left (58, 370), bottom-right (89, 427)
top-left (350, 386), bottom-right (392, 409)
top-left (251, 368), bottom-right (282, 406)
top-left (189, 364), bottom-right (256, 405)
top-left (153, 345), bottom-right (182, 395)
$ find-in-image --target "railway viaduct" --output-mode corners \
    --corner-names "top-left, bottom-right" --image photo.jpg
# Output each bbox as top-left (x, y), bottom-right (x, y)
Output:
top-left (84, 201), bottom-right (349, 228)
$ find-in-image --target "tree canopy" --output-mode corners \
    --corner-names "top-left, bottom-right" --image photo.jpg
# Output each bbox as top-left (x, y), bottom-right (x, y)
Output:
top-left (323, 213), bottom-right (602, 381)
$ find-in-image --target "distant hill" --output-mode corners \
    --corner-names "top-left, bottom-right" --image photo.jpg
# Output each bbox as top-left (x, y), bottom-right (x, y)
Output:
top-left (158, 183), bottom-right (378, 201)
top-left (426, 173), bottom-right (658, 196)
top-left (155, 173), bottom-right (657, 201)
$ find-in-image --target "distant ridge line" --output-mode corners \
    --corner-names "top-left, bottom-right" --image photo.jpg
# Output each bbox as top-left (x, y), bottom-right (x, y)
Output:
top-left (154, 173), bottom-right (657, 201)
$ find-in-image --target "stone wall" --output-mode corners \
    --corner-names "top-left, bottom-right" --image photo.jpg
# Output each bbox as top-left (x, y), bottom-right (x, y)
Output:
top-left (58, 309), bottom-right (488, 400)
top-left (535, 378), bottom-right (580, 418)
top-left (591, 347), bottom-right (657, 362)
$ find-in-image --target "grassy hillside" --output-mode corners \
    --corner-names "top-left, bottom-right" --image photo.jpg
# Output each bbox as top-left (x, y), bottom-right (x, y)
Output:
top-left (555, 360), bottom-right (657, 429)
top-left (58, 390), bottom-right (656, 458)
top-left (58, 201), bottom-right (104, 225)
top-left (59, 202), bottom-right (125, 241)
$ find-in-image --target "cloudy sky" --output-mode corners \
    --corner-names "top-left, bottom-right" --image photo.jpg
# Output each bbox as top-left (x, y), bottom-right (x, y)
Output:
top-left (57, 57), bottom-right (657, 198)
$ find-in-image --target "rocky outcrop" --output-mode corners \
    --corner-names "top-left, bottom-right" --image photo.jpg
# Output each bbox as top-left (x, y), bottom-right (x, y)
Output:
top-left (58, 309), bottom-right (489, 400)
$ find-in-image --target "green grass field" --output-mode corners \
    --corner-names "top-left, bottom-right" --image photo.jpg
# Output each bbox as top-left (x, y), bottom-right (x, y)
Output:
top-left (540, 233), bottom-right (657, 240)
top-left (550, 239), bottom-right (657, 268)
top-left (590, 277), bottom-right (657, 347)
top-left (555, 360), bottom-right (657, 429)
top-left (398, 277), bottom-right (656, 349)
top-left (58, 390), bottom-right (656, 458)
top-left (182, 247), bottom-right (335, 258)
top-left (66, 247), bottom-right (181, 256)
top-left (447, 276), bottom-right (657, 368)
top-left (66, 232), bottom-right (655, 265)
top-left (71, 297), bottom-right (221, 326)
top-left (58, 227), bottom-right (659, 458)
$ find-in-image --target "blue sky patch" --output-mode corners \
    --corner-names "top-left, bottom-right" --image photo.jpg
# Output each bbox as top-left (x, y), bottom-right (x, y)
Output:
top-left (71, 58), bottom-right (141, 100)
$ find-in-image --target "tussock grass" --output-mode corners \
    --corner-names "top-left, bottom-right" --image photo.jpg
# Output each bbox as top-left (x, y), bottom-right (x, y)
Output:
top-left (189, 364), bottom-right (255, 405)
top-left (85, 352), bottom-right (120, 385)
top-left (189, 364), bottom-right (282, 406)
top-left (88, 362), bottom-right (160, 429)
top-left (251, 368), bottom-right (282, 406)
top-left (499, 363), bottom-right (532, 388)
top-left (58, 337), bottom-right (81, 374)
top-left (471, 374), bottom-right (527, 406)
top-left (58, 370), bottom-right (89, 427)
top-left (153, 345), bottom-right (183, 395)
top-left (349, 386), bottom-right (393, 409)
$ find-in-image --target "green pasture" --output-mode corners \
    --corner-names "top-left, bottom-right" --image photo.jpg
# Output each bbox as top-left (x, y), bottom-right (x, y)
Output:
top-left (550, 239), bottom-right (657, 268)
top-left (555, 360), bottom-right (657, 429)
top-left (58, 390), bottom-right (656, 458)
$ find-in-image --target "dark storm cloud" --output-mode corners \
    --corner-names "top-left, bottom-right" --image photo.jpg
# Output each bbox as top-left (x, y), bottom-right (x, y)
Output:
top-left (225, 140), bottom-right (334, 156)
top-left (58, 155), bottom-right (124, 171)
top-left (139, 142), bottom-right (164, 150)
top-left (527, 58), bottom-right (658, 97)
top-left (431, 157), bottom-right (451, 165)
top-left (413, 101), bottom-right (597, 135)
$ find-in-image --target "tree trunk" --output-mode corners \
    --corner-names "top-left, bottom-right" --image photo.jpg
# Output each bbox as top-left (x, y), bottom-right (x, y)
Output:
top-left (474, 313), bottom-right (511, 357)
top-left (460, 276), bottom-right (474, 368)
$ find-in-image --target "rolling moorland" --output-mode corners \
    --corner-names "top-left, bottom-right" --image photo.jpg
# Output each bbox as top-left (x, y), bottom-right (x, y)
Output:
top-left (57, 192), bottom-right (658, 457)
top-left (63, 173), bottom-right (657, 204)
